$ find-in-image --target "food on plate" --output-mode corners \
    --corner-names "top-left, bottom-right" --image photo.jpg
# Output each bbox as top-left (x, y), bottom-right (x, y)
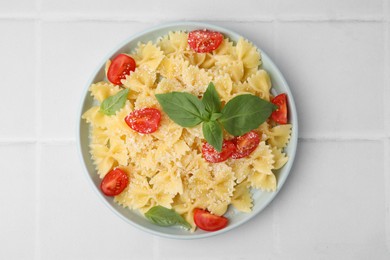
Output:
top-left (202, 140), bottom-right (236, 163)
top-left (82, 29), bottom-right (292, 232)
top-left (100, 168), bottom-right (129, 196)
top-left (231, 131), bottom-right (260, 159)
top-left (193, 208), bottom-right (228, 231)
top-left (271, 93), bottom-right (288, 124)
top-left (124, 108), bottom-right (161, 134)
top-left (188, 29), bottom-right (224, 53)
top-left (107, 54), bottom-right (136, 85)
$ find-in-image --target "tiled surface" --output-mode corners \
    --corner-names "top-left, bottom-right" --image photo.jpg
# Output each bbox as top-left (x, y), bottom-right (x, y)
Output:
top-left (0, 21), bottom-right (36, 139)
top-left (0, 0), bottom-right (36, 15)
top-left (41, 0), bottom-right (276, 20)
top-left (1, 0), bottom-right (389, 259)
top-left (0, 145), bottom-right (36, 259)
top-left (276, 0), bottom-right (384, 18)
top-left (276, 141), bottom-right (388, 259)
top-left (274, 22), bottom-right (385, 138)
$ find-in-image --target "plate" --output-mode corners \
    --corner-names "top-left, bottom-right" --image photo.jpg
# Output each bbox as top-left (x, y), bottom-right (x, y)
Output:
top-left (77, 22), bottom-right (298, 239)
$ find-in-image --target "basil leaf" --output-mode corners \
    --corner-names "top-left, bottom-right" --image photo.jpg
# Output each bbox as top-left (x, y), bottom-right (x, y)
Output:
top-left (202, 82), bottom-right (221, 114)
top-left (155, 92), bottom-right (208, 127)
top-left (99, 88), bottom-right (129, 115)
top-left (210, 112), bottom-right (223, 121)
top-left (220, 94), bottom-right (277, 136)
top-left (145, 206), bottom-right (191, 230)
top-left (202, 121), bottom-right (223, 152)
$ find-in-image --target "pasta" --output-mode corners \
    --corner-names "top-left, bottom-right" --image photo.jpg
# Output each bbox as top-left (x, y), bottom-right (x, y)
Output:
top-left (231, 181), bottom-right (252, 212)
top-left (82, 30), bottom-right (292, 231)
top-left (132, 41), bottom-right (164, 71)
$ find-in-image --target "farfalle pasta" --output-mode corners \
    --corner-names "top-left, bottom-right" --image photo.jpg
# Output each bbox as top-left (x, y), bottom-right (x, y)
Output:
top-left (82, 29), bottom-right (292, 231)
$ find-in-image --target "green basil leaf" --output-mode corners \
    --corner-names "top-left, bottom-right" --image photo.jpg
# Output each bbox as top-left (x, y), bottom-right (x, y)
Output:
top-left (155, 92), bottom-right (208, 127)
top-left (202, 82), bottom-right (221, 114)
top-left (145, 206), bottom-right (191, 230)
top-left (220, 94), bottom-right (277, 136)
top-left (202, 121), bottom-right (223, 152)
top-left (210, 112), bottom-right (223, 121)
top-left (99, 88), bottom-right (129, 115)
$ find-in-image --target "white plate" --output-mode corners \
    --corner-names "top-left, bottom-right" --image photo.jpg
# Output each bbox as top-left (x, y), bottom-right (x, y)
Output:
top-left (77, 22), bottom-right (298, 239)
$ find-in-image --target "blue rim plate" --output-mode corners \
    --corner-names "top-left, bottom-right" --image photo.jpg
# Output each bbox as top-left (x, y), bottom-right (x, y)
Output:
top-left (77, 22), bottom-right (298, 239)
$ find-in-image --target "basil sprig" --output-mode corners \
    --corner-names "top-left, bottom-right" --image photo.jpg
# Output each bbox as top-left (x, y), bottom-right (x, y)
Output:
top-left (99, 88), bottom-right (129, 115)
top-left (145, 206), bottom-right (191, 230)
top-left (155, 82), bottom-right (277, 152)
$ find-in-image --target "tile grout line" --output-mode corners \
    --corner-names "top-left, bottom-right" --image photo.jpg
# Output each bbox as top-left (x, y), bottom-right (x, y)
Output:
top-left (384, 1), bottom-right (390, 135)
top-left (384, 0), bottom-right (389, 135)
top-left (0, 14), bottom-right (386, 23)
top-left (383, 0), bottom-right (390, 251)
top-left (298, 135), bottom-right (390, 142)
top-left (34, 0), bottom-right (42, 258)
top-left (34, 138), bottom-right (42, 260)
top-left (385, 139), bottom-right (390, 251)
top-left (0, 138), bottom-right (74, 144)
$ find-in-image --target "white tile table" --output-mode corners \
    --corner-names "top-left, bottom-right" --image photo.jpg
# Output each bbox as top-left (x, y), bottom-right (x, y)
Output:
top-left (0, 0), bottom-right (389, 259)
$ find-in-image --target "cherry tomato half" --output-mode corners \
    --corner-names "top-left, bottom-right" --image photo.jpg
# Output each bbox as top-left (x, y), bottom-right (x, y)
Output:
top-left (107, 53), bottom-right (136, 85)
top-left (188, 29), bottom-right (224, 53)
top-left (193, 208), bottom-right (228, 232)
top-left (125, 108), bottom-right (161, 134)
top-left (231, 131), bottom-right (260, 159)
top-left (202, 140), bottom-right (236, 163)
top-left (271, 93), bottom-right (288, 124)
top-left (100, 168), bottom-right (129, 196)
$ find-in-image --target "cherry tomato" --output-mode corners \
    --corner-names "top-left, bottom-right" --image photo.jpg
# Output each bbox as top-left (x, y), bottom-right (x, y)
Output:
top-left (271, 93), bottom-right (288, 124)
top-left (202, 140), bottom-right (236, 163)
top-left (231, 131), bottom-right (260, 159)
top-left (193, 208), bottom-right (228, 232)
top-left (100, 168), bottom-right (129, 196)
top-left (125, 108), bottom-right (161, 134)
top-left (188, 29), bottom-right (224, 53)
top-left (107, 53), bottom-right (136, 85)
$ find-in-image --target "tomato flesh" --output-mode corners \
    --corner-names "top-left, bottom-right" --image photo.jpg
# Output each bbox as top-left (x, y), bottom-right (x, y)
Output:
top-left (193, 208), bottom-right (228, 231)
top-left (231, 131), bottom-right (260, 159)
top-left (125, 108), bottom-right (161, 134)
top-left (107, 53), bottom-right (136, 85)
top-left (202, 140), bottom-right (236, 163)
top-left (100, 168), bottom-right (129, 196)
top-left (271, 93), bottom-right (288, 124)
top-left (188, 29), bottom-right (224, 53)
